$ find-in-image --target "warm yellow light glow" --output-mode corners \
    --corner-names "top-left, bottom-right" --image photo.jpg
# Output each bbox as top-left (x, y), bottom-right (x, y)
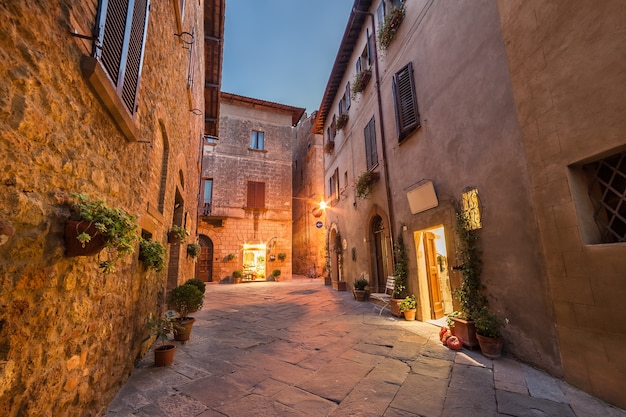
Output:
top-left (319, 201), bottom-right (327, 210)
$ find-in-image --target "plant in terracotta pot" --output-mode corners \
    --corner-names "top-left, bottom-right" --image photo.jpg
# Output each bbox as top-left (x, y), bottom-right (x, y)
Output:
top-left (390, 232), bottom-right (408, 317)
top-left (355, 171), bottom-right (380, 199)
top-left (447, 210), bottom-right (486, 348)
top-left (168, 225), bottom-right (189, 244)
top-left (139, 238), bottom-right (166, 272)
top-left (351, 68), bottom-right (372, 99)
top-left (144, 311), bottom-right (181, 366)
top-left (399, 295), bottom-right (417, 321)
top-left (353, 275), bottom-right (369, 301)
top-left (474, 306), bottom-right (504, 359)
top-left (277, 252), bottom-right (287, 262)
top-left (270, 269), bottom-right (281, 281)
top-left (232, 269), bottom-right (243, 284)
top-left (335, 113), bottom-right (349, 131)
top-left (168, 284), bottom-right (204, 342)
top-left (377, 5), bottom-right (405, 50)
top-left (66, 193), bottom-right (139, 273)
top-left (186, 243), bottom-right (201, 259)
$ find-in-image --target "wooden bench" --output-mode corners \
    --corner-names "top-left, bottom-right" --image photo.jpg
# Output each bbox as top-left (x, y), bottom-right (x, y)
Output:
top-left (369, 276), bottom-right (395, 315)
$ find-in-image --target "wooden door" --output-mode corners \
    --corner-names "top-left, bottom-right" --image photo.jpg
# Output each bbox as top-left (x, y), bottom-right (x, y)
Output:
top-left (195, 235), bottom-right (213, 282)
top-left (424, 232), bottom-right (444, 319)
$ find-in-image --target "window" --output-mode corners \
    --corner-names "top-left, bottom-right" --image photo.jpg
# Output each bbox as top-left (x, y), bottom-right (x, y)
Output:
top-left (392, 62), bottom-right (420, 142)
top-left (82, 0), bottom-right (150, 141)
top-left (581, 151), bottom-right (626, 243)
top-left (329, 168), bottom-right (340, 203)
top-left (251, 130), bottom-right (265, 150)
top-left (202, 178), bottom-right (213, 214)
top-left (376, 1), bottom-right (386, 29)
top-left (246, 181), bottom-right (265, 209)
top-left (364, 116), bottom-right (378, 170)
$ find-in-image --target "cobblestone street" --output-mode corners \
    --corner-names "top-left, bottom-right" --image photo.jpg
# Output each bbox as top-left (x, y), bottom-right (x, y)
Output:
top-left (106, 278), bottom-right (626, 417)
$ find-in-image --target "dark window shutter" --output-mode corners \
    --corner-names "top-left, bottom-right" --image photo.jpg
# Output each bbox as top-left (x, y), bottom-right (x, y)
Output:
top-left (98, 0), bottom-right (150, 115)
top-left (247, 181), bottom-right (265, 209)
top-left (121, 0), bottom-right (149, 113)
top-left (393, 62), bottom-right (420, 141)
top-left (364, 116), bottom-right (378, 170)
top-left (101, 0), bottom-right (128, 83)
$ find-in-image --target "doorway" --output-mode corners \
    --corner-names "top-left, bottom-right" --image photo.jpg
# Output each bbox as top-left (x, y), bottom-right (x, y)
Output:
top-left (242, 244), bottom-right (267, 280)
top-left (196, 235), bottom-right (213, 282)
top-left (413, 225), bottom-right (453, 321)
top-left (370, 215), bottom-right (391, 292)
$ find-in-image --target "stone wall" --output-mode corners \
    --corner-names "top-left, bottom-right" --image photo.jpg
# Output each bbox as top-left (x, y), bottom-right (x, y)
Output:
top-left (0, 1), bottom-right (205, 415)
top-left (497, 0), bottom-right (626, 408)
top-left (292, 113), bottom-right (327, 277)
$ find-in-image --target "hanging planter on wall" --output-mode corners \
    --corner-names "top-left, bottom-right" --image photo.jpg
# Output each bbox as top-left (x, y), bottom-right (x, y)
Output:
top-left (65, 220), bottom-right (106, 257)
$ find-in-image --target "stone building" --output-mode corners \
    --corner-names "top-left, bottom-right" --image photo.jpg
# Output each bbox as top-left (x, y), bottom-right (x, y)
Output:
top-left (198, 92), bottom-right (304, 283)
top-left (0, 0), bottom-right (224, 415)
top-left (317, 0), bottom-right (626, 410)
top-left (292, 112), bottom-right (327, 278)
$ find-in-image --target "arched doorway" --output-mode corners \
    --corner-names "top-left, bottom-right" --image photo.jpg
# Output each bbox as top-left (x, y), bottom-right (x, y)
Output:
top-left (370, 215), bottom-right (391, 292)
top-left (196, 235), bottom-right (213, 282)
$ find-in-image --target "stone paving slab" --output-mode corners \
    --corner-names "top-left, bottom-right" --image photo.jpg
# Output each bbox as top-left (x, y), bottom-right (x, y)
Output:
top-left (105, 278), bottom-right (626, 417)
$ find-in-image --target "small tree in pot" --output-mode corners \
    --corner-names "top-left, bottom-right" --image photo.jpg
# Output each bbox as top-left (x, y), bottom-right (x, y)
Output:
top-left (144, 311), bottom-right (181, 366)
top-left (168, 284), bottom-right (204, 342)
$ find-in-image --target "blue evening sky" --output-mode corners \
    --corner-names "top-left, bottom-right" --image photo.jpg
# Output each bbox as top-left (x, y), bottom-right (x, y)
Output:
top-left (222, 0), bottom-right (355, 115)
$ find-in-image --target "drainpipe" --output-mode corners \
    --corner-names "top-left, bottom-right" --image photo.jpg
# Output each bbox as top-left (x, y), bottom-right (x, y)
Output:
top-left (352, 7), bottom-right (396, 246)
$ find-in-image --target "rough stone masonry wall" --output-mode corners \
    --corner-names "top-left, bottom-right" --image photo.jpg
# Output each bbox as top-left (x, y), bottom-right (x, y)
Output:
top-left (0, 1), bottom-right (203, 416)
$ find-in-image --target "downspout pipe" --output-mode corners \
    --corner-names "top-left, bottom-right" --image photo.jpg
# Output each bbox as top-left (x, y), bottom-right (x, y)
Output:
top-left (352, 7), bottom-right (397, 246)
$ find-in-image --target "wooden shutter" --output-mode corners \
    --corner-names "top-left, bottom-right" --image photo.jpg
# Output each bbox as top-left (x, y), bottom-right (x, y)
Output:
top-left (393, 62), bottom-right (420, 141)
top-left (247, 181), bottom-right (265, 209)
top-left (364, 116), bottom-right (378, 170)
top-left (98, 0), bottom-right (150, 114)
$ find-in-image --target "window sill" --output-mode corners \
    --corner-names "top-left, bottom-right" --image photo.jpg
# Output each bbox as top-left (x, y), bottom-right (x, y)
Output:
top-left (81, 56), bottom-right (139, 142)
top-left (248, 148), bottom-right (268, 153)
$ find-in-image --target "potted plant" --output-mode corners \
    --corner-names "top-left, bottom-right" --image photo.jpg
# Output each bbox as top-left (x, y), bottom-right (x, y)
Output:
top-left (474, 306), bottom-right (504, 358)
top-left (277, 252), bottom-right (287, 262)
top-left (232, 270), bottom-right (243, 284)
top-left (187, 243), bottom-right (201, 259)
top-left (144, 311), bottom-right (180, 366)
top-left (351, 69), bottom-right (372, 98)
top-left (168, 284), bottom-right (204, 342)
top-left (353, 275), bottom-right (369, 301)
top-left (355, 171), bottom-right (380, 199)
top-left (336, 113), bottom-right (349, 131)
top-left (66, 193), bottom-right (139, 273)
top-left (324, 140), bottom-right (335, 155)
top-left (226, 253), bottom-right (236, 261)
top-left (447, 210), bottom-right (486, 348)
top-left (377, 5), bottom-right (405, 50)
top-left (184, 278), bottom-right (206, 295)
top-left (390, 232), bottom-right (409, 317)
top-left (399, 295), bottom-right (417, 320)
top-left (139, 238), bottom-right (166, 272)
top-left (270, 269), bottom-right (281, 281)
top-left (168, 225), bottom-right (189, 244)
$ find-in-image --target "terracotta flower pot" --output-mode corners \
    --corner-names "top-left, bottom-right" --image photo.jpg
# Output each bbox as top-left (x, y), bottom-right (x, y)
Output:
top-left (65, 220), bottom-right (106, 257)
top-left (403, 309), bottom-right (416, 321)
top-left (353, 289), bottom-right (367, 301)
top-left (332, 280), bottom-right (347, 291)
top-left (476, 334), bottom-right (503, 359)
top-left (450, 317), bottom-right (479, 348)
top-left (154, 344), bottom-right (176, 366)
top-left (390, 299), bottom-right (403, 317)
top-left (174, 317), bottom-right (196, 342)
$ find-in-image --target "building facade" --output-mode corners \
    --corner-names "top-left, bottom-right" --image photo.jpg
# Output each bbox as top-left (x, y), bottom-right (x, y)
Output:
top-left (317, 0), bottom-right (626, 409)
top-left (292, 112), bottom-right (327, 278)
top-left (0, 1), bottom-right (223, 415)
top-left (198, 93), bottom-right (304, 283)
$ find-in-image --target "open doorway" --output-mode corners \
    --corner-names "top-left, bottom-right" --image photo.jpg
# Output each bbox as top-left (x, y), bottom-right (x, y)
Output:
top-left (242, 244), bottom-right (267, 281)
top-left (413, 225), bottom-right (453, 321)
